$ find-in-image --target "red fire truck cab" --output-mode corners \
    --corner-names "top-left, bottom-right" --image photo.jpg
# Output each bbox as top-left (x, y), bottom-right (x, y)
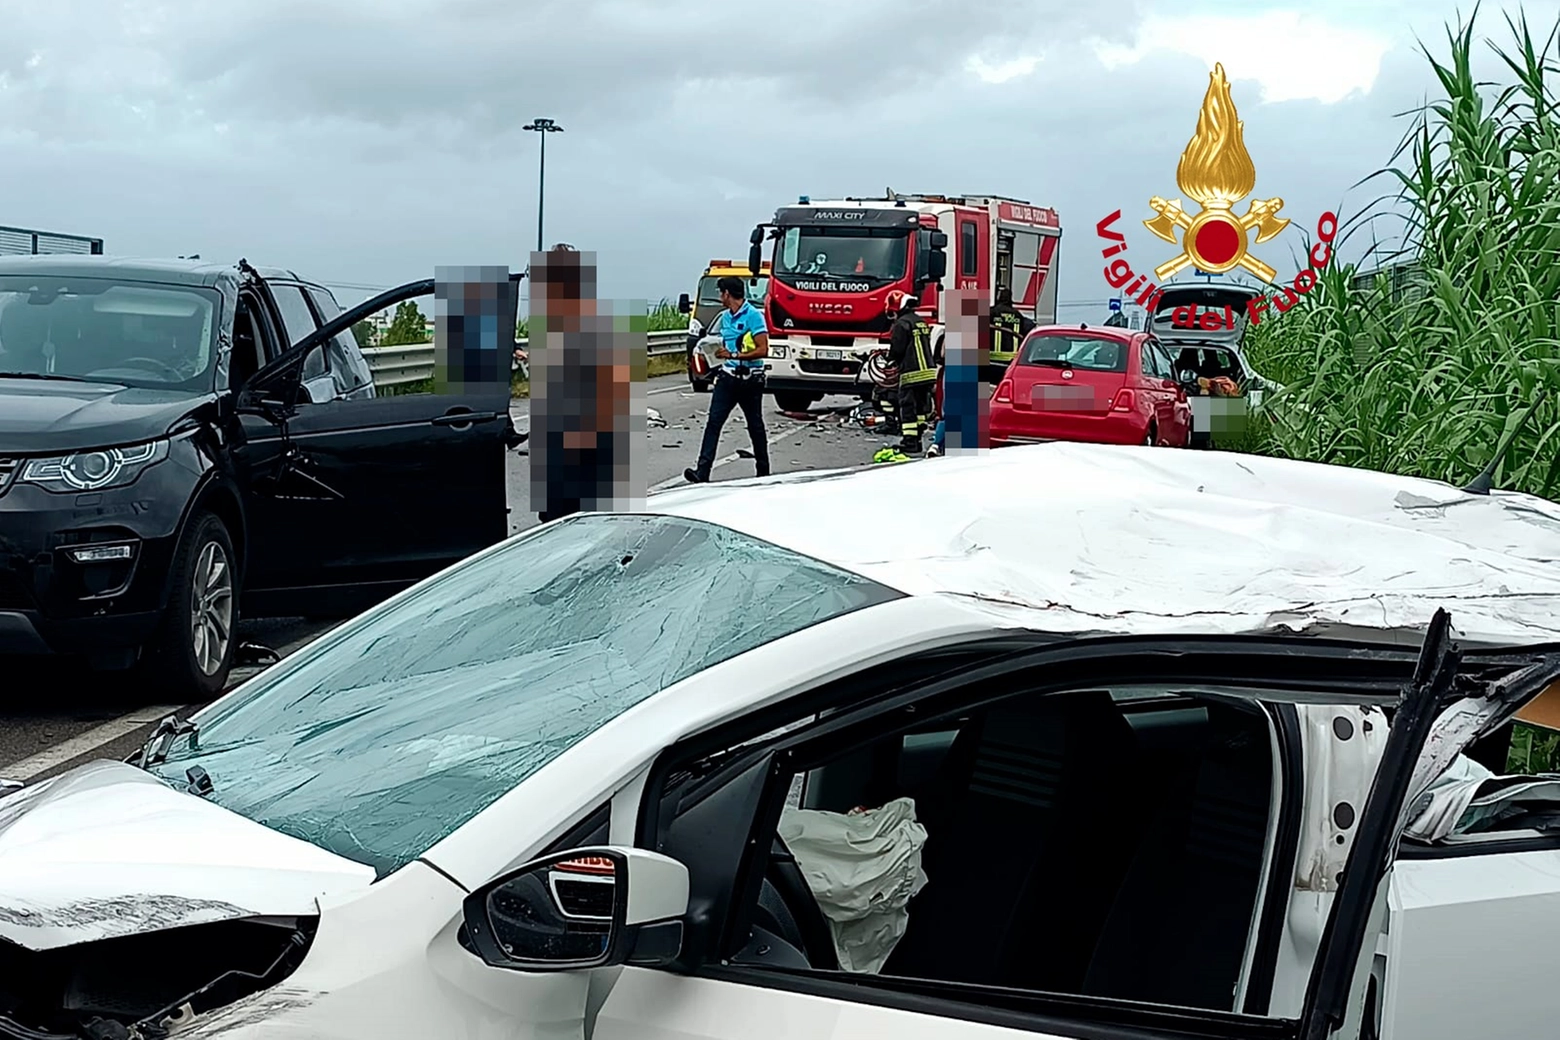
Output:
top-left (745, 192), bottom-right (1061, 412)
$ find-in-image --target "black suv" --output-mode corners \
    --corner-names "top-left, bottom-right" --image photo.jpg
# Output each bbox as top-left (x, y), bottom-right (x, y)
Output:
top-left (0, 256), bottom-right (517, 697)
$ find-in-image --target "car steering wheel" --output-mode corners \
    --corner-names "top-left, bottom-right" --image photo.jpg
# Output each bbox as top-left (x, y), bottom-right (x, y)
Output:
top-left (113, 356), bottom-right (185, 381)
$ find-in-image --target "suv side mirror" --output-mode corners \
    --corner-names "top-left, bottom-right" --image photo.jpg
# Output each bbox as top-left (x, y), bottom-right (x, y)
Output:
top-left (237, 378), bottom-right (299, 422)
top-left (677, 293), bottom-right (692, 314)
top-left (462, 846), bottom-right (689, 972)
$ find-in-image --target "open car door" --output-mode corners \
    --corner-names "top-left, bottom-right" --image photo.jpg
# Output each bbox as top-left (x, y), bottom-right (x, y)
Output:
top-left (585, 611), bottom-right (1559, 1040)
top-left (1302, 614), bottom-right (1560, 1039)
top-left (235, 276), bottom-right (517, 617)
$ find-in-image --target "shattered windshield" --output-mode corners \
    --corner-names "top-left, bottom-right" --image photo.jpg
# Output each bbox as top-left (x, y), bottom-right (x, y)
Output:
top-left (150, 514), bottom-right (899, 877)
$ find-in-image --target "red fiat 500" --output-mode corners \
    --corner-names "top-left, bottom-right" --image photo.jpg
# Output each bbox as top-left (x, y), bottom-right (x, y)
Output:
top-left (988, 325), bottom-right (1193, 448)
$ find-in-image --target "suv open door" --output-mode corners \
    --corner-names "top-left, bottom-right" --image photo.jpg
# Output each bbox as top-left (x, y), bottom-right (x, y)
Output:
top-left (235, 277), bottom-right (516, 616)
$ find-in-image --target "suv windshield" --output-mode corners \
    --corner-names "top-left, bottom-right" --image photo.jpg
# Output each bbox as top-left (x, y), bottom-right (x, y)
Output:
top-left (1021, 334), bottom-right (1129, 373)
top-left (775, 227), bottom-right (909, 285)
top-left (0, 277), bottom-right (221, 389)
top-left (151, 514), bottom-right (899, 877)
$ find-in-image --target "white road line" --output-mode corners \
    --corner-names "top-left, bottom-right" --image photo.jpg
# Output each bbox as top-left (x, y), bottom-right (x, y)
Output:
top-left (647, 383), bottom-right (688, 397)
top-left (3, 704), bottom-right (181, 780)
top-left (649, 419), bottom-right (814, 491)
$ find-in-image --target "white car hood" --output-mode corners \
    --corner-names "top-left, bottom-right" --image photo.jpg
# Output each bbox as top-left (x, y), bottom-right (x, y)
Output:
top-left (0, 760), bottom-right (375, 951)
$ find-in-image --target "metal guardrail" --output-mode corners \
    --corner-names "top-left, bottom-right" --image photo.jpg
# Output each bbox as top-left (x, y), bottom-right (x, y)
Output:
top-left (361, 329), bottom-right (687, 387)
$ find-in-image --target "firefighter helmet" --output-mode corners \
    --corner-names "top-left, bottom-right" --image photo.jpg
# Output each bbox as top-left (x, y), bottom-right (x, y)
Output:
top-left (884, 290), bottom-right (912, 316)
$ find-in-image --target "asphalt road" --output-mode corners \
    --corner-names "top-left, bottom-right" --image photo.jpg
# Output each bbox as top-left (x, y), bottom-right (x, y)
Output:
top-left (0, 373), bottom-right (888, 780)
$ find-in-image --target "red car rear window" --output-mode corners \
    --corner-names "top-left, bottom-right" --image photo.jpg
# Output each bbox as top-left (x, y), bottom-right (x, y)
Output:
top-left (1019, 335), bottom-right (1128, 373)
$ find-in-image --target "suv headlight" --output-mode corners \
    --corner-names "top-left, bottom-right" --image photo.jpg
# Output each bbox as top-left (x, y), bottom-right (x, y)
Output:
top-left (20, 440), bottom-right (169, 492)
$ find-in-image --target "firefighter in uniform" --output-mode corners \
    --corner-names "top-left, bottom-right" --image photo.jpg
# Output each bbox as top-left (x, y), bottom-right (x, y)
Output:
top-left (986, 285), bottom-right (1034, 385)
top-left (884, 289), bottom-right (936, 455)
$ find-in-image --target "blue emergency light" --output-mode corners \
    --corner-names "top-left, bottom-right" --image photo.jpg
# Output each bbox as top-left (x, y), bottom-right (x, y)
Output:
top-left (799, 195), bottom-right (810, 204)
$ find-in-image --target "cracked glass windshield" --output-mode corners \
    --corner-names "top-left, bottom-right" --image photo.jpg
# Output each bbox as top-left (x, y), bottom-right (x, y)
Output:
top-left (151, 514), bottom-right (899, 877)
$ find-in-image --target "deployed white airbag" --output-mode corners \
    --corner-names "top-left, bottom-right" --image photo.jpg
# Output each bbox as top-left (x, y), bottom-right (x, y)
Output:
top-left (1406, 754), bottom-right (1560, 842)
top-left (777, 797), bottom-right (928, 974)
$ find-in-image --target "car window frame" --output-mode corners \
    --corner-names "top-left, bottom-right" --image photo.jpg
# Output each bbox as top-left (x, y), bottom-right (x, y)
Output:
top-left (1138, 339), bottom-right (1158, 379)
top-left (1148, 338), bottom-right (1177, 379)
top-left (302, 283), bottom-right (376, 397)
top-left (270, 281), bottom-right (322, 349)
top-left (632, 639), bottom-right (1452, 1033)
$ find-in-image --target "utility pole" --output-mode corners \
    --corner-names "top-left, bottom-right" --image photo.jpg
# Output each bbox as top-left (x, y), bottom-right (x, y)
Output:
top-left (523, 118), bottom-right (564, 253)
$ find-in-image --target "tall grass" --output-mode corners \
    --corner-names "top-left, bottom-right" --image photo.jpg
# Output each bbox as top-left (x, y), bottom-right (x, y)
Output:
top-left (1244, 7), bottom-right (1560, 498)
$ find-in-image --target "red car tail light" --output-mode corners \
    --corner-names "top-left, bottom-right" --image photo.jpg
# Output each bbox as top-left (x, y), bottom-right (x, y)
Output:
top-left (994, 379), bottom-right (1014, 403)
top-left (1110, 389), bottom-right (1135, 412)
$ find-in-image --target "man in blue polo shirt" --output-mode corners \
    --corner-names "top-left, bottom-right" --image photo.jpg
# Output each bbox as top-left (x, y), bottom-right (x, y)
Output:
top-left (685, 275), bottom-right (771, 483)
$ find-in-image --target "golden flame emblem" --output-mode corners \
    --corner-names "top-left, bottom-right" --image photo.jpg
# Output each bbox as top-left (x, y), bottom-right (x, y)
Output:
top-left (1144, 63), bottom-right (1290, 282)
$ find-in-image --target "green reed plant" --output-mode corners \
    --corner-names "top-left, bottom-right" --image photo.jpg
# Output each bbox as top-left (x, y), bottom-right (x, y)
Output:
top-left (1244, 7), bottom-right (1560, 497)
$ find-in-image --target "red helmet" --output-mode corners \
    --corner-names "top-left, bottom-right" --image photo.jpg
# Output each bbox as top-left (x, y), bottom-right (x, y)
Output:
top-left (884, 290), bottom-right (912, 316)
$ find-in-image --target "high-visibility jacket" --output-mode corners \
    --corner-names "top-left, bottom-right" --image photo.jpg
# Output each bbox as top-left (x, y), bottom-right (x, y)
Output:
top-left (888, 311), bottom-right (936, 386)
top-left (989, 303), bottom-right (1034, 365)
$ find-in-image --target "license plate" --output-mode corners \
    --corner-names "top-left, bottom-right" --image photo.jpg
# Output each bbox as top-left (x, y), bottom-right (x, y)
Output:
top-left (1034, 385), bottom-right (1094, 410)
top-left (816, 349), bottom-right (842, 360)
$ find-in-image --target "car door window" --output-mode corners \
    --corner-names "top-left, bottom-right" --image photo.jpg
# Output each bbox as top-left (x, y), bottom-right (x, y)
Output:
top-left (271, 284), bottom-right (319, 348)
top-left (269, 282), bottom-right (332, 389)
top-left (655, 676), bottom-right (1286, 1016)
top-left (306, 285), bottom-right (376, 398)
top-left (1139, 342), bottom-right (1159, 379)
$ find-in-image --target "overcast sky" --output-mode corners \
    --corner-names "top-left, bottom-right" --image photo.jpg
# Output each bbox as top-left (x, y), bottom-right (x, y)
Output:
top-left (1, 0), bottom-right (1553, 318)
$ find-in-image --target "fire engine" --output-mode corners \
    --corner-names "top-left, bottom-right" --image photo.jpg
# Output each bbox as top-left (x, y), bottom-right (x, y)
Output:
top-left (743, 192), bottom-right (1061, 413)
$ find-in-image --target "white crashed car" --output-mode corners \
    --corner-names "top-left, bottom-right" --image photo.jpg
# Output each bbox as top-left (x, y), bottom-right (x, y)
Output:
top-left (3, 444), bottom-right (1560, 1040)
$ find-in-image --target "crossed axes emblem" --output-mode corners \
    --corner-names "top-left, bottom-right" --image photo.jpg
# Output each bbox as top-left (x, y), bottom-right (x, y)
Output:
top-left (1143, 196), bottom-right (1291, 283)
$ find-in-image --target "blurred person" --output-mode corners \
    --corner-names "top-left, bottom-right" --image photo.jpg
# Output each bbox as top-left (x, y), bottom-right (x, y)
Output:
top-left (938, 290), bottom-right (989, 455)
top-left (529, 247), bottom-right (644, 522)
top-left (514, 246), bottom-right (574, 371)
top-left (884, 289), bottom-right (935, 455)
top-left (986, 285), bottom-right (1033, 384)
top-left (685, 275), bottom-right (769, 483)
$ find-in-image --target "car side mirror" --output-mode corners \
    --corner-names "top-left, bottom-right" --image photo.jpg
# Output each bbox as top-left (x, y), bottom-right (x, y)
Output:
top-left (462, 846), bottom-right (689, 972)
top-left (236, 380), bottom-right (298, 422)
top-left (677, 293), bottom-right (692, 314)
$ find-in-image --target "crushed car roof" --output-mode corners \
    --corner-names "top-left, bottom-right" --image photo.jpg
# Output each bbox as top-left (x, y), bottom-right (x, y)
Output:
top-left (639, 443), bottom-right (1560, 646)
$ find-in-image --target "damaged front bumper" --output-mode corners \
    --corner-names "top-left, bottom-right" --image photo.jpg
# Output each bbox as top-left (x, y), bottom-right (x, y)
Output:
top-left (0, 762), bottom-right (374, 1039)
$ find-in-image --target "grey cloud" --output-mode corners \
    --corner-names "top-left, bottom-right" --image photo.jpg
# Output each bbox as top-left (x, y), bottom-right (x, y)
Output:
top-left (0, 0), bottom-right (1523, 312)
top-left (0, 0), bottom-right (1148, 151)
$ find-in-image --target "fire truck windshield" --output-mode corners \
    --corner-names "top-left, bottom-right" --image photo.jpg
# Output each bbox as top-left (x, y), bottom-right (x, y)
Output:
top-left (775, 226), bottom-right (909, 285)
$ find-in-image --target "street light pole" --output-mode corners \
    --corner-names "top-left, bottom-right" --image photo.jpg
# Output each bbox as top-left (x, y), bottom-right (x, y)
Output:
top-left (523, 118), bottom-right (564, 253)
